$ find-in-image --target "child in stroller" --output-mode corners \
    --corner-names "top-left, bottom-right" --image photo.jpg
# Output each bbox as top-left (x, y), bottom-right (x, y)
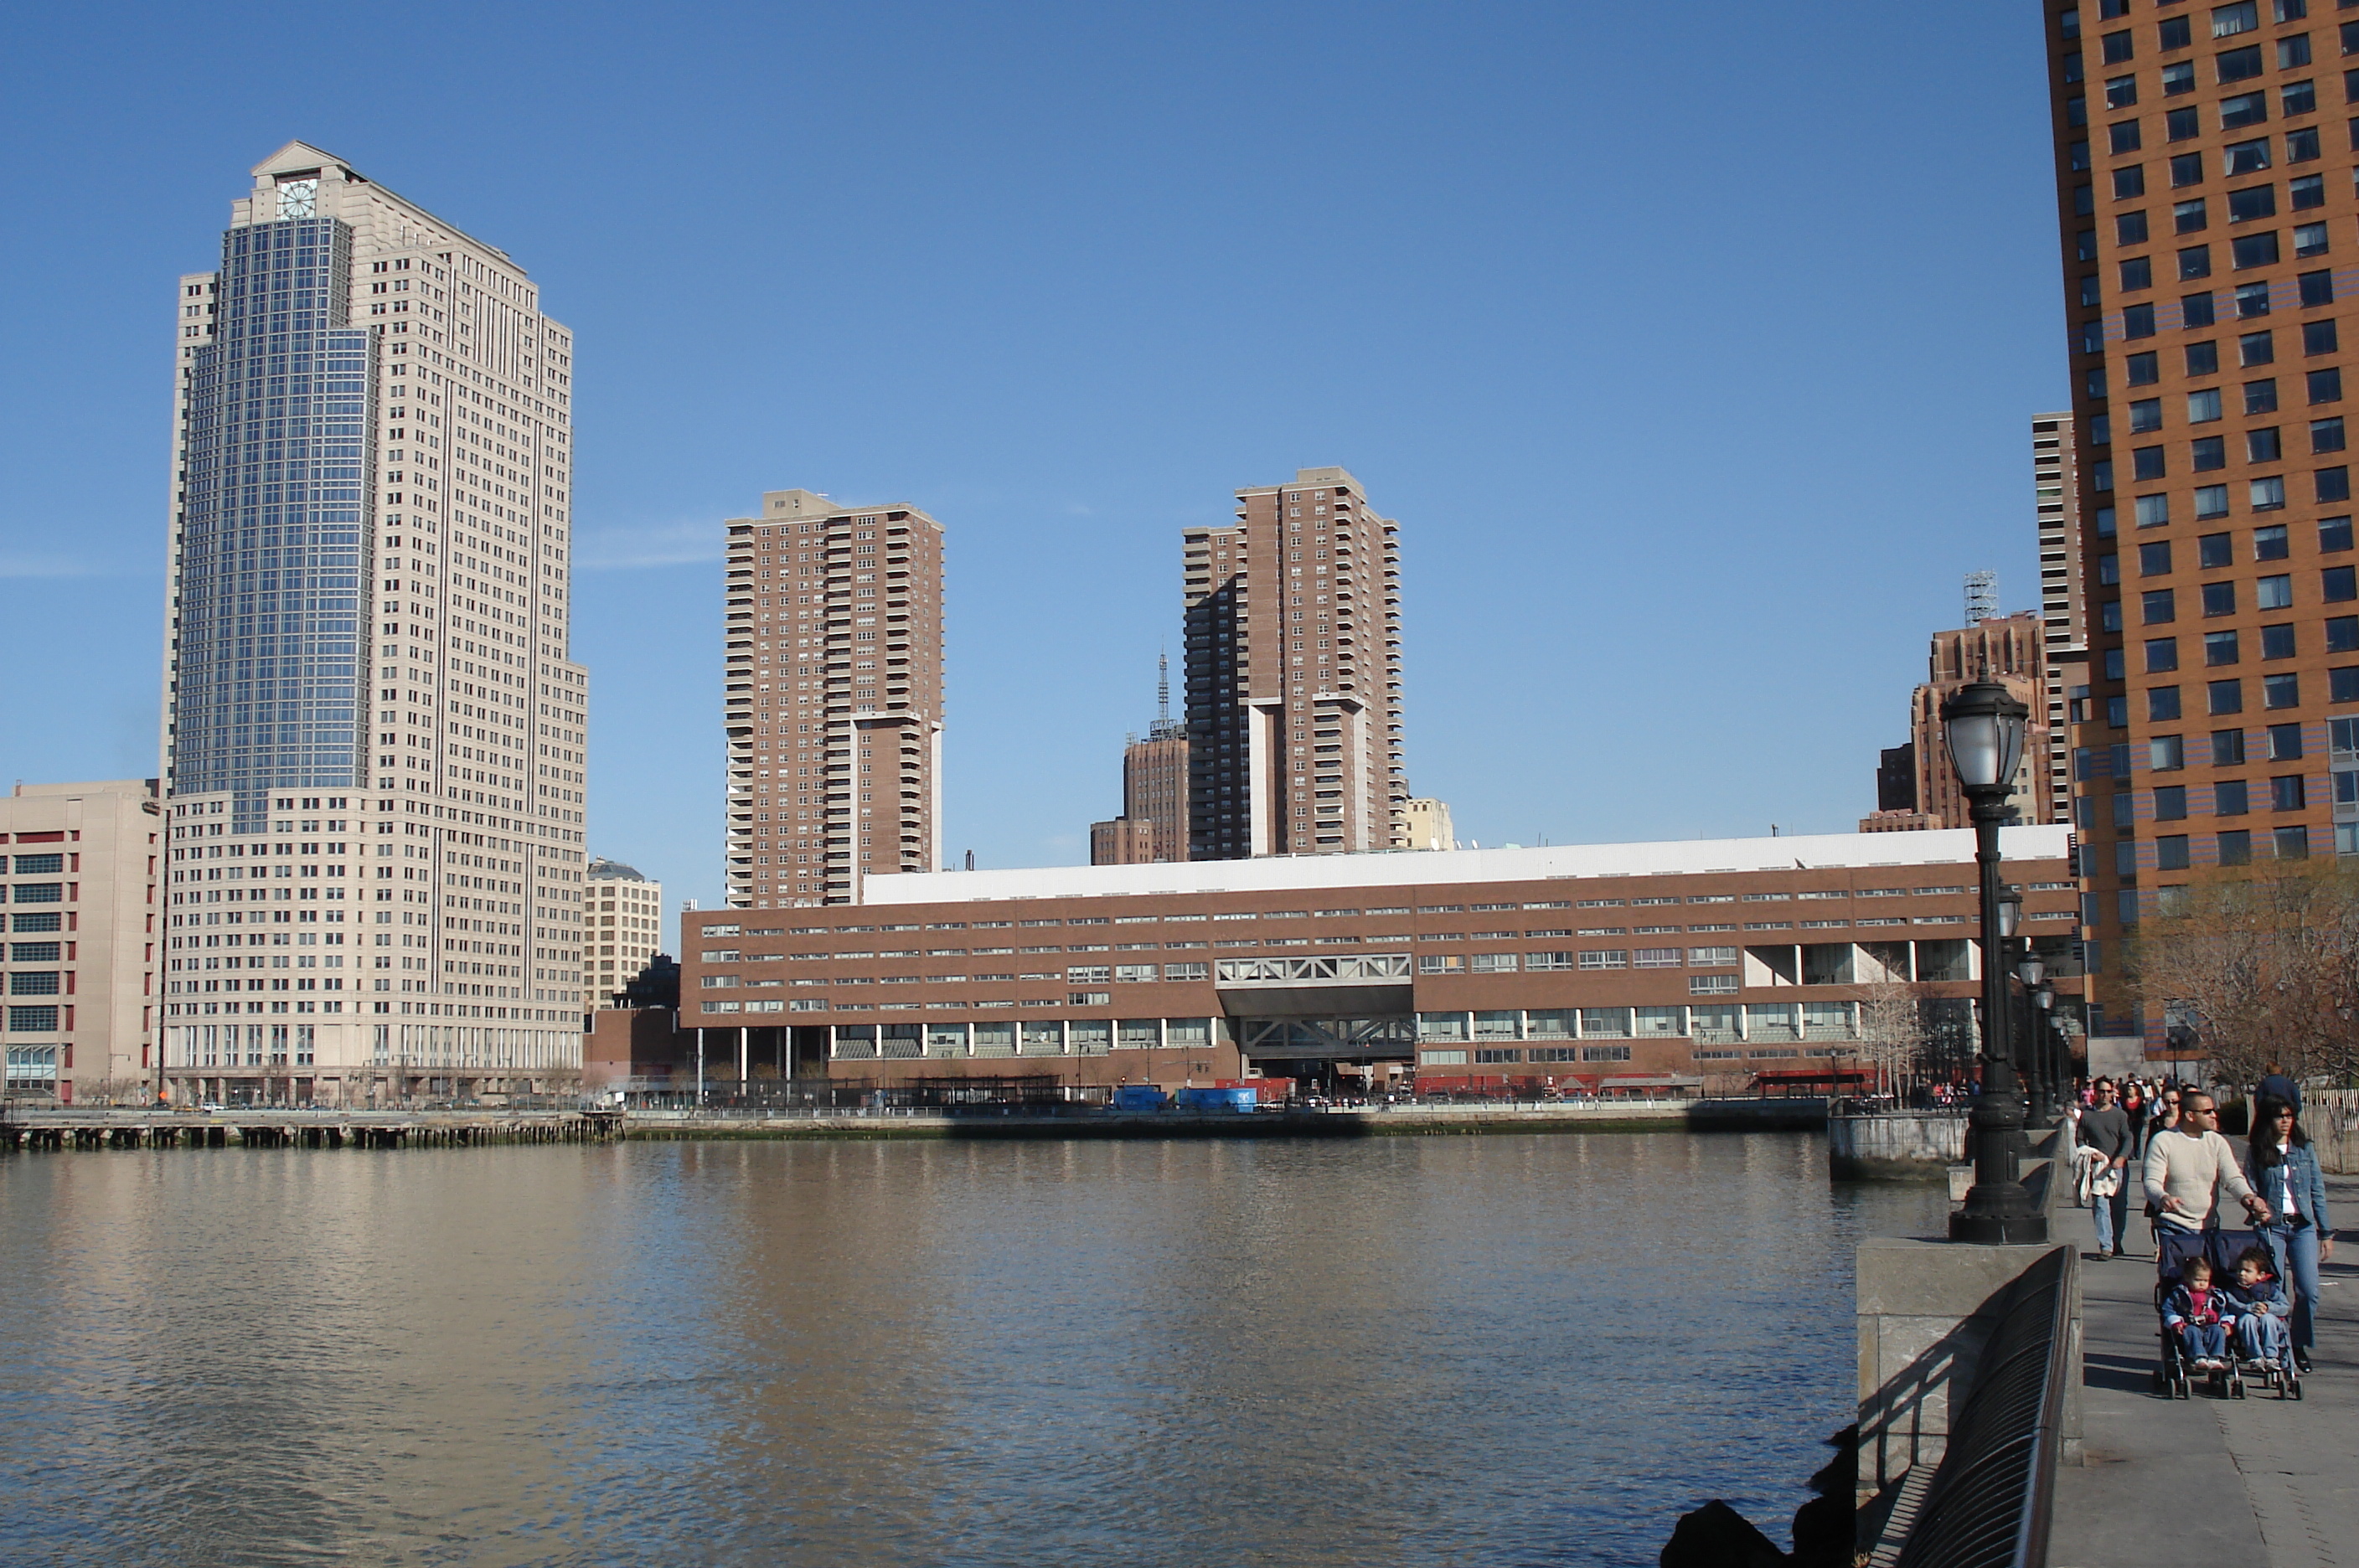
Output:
top-left (2153, 1226), bottom-right (2304, 1399)
top-left (2226, 1244), bottom-right (2300, 1397)
top-left (2162, 1256), bottom-right (2231, 1372)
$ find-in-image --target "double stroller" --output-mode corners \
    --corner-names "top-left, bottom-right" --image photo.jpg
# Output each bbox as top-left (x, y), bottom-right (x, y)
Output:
top-left (2151, 1224), bottom-right (2303, 1400)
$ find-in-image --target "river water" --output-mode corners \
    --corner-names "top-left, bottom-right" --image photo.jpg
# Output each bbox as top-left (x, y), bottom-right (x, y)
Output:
top-left (0, 1130), bottom-right (1945, 1566)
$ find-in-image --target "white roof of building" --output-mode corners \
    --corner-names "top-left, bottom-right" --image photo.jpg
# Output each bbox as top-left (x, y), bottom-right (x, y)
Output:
top-left (863, 826), bottom-right (2073, 906)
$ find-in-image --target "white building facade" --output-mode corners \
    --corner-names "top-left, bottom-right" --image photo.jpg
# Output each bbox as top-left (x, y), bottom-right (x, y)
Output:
top-left (587, 859), bottom-right (665, 1003)
top-left (158, 143), bottom-right (591, 1102)
top-left (2, 782), bottom-right (163, 1105)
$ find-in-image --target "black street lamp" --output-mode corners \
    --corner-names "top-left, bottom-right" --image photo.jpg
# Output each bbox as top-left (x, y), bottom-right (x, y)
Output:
top-left (1943, 679), bottom-right (2048, 1243)
top-left (2017, 950), bottom-right (2054, 1126)
top-left (2035, 981), bottom-right (2060, 1117)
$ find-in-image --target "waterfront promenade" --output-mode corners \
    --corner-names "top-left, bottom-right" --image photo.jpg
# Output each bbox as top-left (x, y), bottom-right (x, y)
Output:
top-left (2052, 1177), bottom-right (2358, 1568)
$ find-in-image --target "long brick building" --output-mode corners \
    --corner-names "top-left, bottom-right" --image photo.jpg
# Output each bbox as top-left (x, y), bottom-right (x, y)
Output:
top-left (678, 827), bottom-right (2079, 1096)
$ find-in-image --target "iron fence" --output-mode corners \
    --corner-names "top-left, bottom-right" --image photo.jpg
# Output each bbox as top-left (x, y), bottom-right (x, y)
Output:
top-left (1892, 1246), bottom-right (2073, 1568)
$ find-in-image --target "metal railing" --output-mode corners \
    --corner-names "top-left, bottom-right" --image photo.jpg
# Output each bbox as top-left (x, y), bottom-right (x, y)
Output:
top-left (1893, 1247), bottom-right (2073, 1568)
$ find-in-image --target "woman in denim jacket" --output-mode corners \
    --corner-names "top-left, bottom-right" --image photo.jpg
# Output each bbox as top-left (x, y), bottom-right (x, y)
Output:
top-left (2246, 1094), bottom-right (2336, 1372)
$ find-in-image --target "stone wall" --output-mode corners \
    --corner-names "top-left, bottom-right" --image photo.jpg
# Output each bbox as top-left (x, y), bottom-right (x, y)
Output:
top-left (1829, 1112), bottom-right (1966, 1182)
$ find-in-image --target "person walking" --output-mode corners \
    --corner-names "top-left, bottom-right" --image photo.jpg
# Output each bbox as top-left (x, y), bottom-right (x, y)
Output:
top-left (2143, 1091), bottom-right (2269, 1237)
top-left (2246, 1094), bottom-right (2336, 1373)
top-left (2078, 1078), bottom-right (2134, 1259)
top-left (2256, 1060), bottom-right (2302, 1116)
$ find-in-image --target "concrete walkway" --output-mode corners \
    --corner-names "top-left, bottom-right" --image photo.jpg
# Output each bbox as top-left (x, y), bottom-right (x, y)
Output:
top-left (2052, 1178), bottom-right (2358, 1568)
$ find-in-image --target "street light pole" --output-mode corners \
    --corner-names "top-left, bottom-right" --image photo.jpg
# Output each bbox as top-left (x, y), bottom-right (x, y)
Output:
top-left (2018, 947), bottom-right (2053, 1126)
top-left (1943, 679), bottom-right (2048, 1244)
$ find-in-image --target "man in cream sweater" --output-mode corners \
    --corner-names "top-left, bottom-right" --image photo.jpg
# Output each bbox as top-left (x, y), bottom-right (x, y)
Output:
top-left (2143, 1091), bottom-right (2269, 1231)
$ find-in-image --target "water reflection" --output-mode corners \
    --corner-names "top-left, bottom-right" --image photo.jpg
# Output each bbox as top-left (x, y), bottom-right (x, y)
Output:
top-left (0, 1132), bottom-right (1945, 1565)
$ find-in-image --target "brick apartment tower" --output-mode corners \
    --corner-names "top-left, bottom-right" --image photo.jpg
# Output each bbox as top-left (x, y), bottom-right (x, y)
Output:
top-left (1091, 654), bottom-right (1190, 864)
top-left (2035, 413), bottom-right (2095, 823)
top-left (2045, 0), bottom-right (2359, 1034)
top-left (1909, 611), bottom-right (2055, 828)
top-left (724, 490), bottom-right (946, 907)
top-left (1184, 467), bottom-right (1406, 859)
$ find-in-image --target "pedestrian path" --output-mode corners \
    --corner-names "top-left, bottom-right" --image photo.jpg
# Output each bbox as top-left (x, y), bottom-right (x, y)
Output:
top-left (2051, 1178), bottom-right (2357, 1568)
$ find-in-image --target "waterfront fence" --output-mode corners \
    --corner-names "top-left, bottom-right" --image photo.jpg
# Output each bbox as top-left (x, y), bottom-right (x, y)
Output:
top-left (1892, 1247), bottom-right (2073, 1568)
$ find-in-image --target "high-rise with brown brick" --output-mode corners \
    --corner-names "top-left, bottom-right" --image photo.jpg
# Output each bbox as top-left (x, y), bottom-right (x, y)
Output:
top-left (2035, 413), bottom-right (2096, 823)
top-left (2045, 0), bottom-right (2359, 1034)
top-left (1907, 611), bottom-right (2056, 829)
top-left (724, 490), bottom-right (945, 907)
top-left (1090, 656), bottom-right (1190, 865)
top-left (1184, 467), bottom-right (1406, 859)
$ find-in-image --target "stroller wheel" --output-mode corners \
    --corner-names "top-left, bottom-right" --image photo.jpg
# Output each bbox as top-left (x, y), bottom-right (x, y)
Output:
top-left (2233, 1380), bottom-right (2246, 1400)
top-left (2293, 1379), bottom-right (2305, 1401)
top-left (2153, 1366), bottom-right (2169, 1395)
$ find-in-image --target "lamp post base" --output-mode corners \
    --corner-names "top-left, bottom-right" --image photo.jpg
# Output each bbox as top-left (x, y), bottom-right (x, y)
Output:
top-left (1949, 1199), bottom-right (2049, 1245)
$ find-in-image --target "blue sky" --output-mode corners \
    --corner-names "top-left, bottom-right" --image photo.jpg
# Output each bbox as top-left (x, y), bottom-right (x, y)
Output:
top-left (0, 1), bottom-right (2067, 950)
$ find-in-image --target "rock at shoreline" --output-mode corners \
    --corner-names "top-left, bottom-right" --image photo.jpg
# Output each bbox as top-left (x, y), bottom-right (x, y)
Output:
top-left (1789, 1426), bottom-right (1856, 1568)
top-left (1660, 1500), bottom-right (1787, 1568)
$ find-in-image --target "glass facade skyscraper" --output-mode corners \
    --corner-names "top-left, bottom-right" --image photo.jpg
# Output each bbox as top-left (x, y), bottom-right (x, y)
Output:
top-left (172, 215), bottom-right (370, 823)
top-left (157, 143), bottom-right (596, 1104)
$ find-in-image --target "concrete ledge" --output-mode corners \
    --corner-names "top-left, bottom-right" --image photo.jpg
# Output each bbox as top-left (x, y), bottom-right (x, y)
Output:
top-left (1830, 1112), bottom-right (1966, 1183)
top-left (1856, 1240), bottom-right (2083, 1535)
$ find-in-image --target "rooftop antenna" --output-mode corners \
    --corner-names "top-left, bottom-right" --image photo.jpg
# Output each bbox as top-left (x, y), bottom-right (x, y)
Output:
top-left (1964, 570), bottom-right (1999, 626)
top-left (1150, 648), bottom-right (1181, 740)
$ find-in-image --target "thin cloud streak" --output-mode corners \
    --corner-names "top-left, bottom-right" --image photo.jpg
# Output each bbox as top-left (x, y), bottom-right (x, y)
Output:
top-left (0, 554), bottom-right (99, 580)
top-left (574, 519), bottom-right (721, 570)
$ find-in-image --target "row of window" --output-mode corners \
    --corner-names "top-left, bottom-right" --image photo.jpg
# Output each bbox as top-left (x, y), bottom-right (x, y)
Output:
top-left (2112, 349), bottom-right (2337, 399)
top-left (2109, 183), bottom-right (2331, 251)
top-left (3, 1006), bottom-right (59, 1032)
top-left (2106, 774), bottom-right (2320, 822)
top-left (2078, 713), bottom-right (2359, 774)
top-left (2145, 518), bottom-right (2338, 566)
top-left (2119, 405), bottom-right (2340, 450)
top-left (2115, 436), bottom-right (2345, 487)
top-left (1416, 1000), bottom-right (1863, 1044)
top-left (2070, 2), bottom-right (2322, 64)
top-left (2129, 624), bottom-right (2350, 673)
top-left (2121, 823), bottom-right (2316, 872)
top-left (2141, 674), bottom-right (2317, 714)
top-left (2128, 713), bottom-right (2359, 764)
top-left (2109, 255), bottom-right (2336, 325)
top-left (2080, 29), bottom-right (2346, 111)
top-left (2126, 567), bottom-right (2357, 620)
top-left (2100, 76), bottom-right (2323, 134)
top-left (2112, 482), bottom-right (2343, 541)
top-left (2104, 285), bottom-right (2338, 352)
top-left (825, 1019), bottom-right (1216, 1055)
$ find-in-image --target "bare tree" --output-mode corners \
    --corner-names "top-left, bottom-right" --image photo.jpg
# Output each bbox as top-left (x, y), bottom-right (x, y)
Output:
top-left (1855, 974), bottom-right (1935, 1103)
top-left (2129, 859), bottom-right (2359, 1088)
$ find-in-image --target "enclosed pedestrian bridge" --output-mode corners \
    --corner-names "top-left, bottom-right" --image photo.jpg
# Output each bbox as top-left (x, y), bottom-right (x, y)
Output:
top-left (1213, 953), bottom-right (1414, 1059)
top-left (1213, 952), bottom-right (1412, 1016)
